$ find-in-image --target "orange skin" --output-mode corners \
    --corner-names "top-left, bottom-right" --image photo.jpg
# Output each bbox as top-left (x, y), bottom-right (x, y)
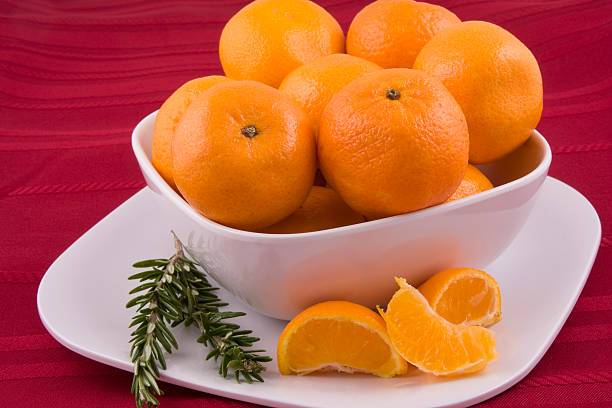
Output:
top-left (445, 164), bottom-right (493, 202)
top-left (152, 76), bottom-right (231, 190)
top-left (279, 54), bottom-right (381, 132)
top-left (318, 68), bottom-right (469, 219)
top-left (172, 80), bottom-right (316, 231)
top-left (347, 0), bottom-right (460, 68)
top-left (261, 186), bottom-right (365, 234)
top-left (219, 0), bottom-right (345, 88)
top-left (414, 21), bottom-right (543, 163)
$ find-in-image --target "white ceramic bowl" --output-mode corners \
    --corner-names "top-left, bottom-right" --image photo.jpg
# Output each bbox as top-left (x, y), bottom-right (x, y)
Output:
top-left (133, 111), bottom-right (551, 320)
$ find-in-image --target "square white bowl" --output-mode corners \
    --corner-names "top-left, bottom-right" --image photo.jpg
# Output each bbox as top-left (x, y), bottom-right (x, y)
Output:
top-left (132, 111), bottom-right (552, 320)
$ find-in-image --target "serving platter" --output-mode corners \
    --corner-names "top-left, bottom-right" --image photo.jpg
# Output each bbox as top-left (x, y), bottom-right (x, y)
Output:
top-left (37, 177), bottom-right (600, 408)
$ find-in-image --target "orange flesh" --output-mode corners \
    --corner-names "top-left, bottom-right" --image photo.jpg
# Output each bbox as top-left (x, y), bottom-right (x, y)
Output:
top-left (434, 278), bottom-right (497, 325)
top-left (381, 279), bottom-right (497, 375)
top-left (286, 318), bottom-right (392, 373)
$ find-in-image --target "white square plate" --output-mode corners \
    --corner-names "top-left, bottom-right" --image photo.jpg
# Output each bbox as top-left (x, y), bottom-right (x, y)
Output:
top-left (37, 177), bottom-right (600, 408)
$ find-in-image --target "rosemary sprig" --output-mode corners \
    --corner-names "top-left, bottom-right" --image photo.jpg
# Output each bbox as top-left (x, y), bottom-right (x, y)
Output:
top-left (126, 232), bottom-right (271, 408)
top-left (169, 235), bottom-right (272, 383)
top-left (127, 256), bottom-right (180, 408)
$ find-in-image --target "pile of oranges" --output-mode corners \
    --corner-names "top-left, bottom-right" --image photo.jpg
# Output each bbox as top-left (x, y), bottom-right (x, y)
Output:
top-left (152, 0), bottom-right (543, 233)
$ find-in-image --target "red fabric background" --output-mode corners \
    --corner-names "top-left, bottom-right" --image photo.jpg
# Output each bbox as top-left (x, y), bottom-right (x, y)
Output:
top-left (1, 0), bottom-right (611, 406)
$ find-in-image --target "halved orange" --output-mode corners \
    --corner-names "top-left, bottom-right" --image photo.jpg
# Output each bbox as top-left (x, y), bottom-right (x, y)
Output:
top-left (379, 278), bottom-right (497, 376)
top-left (418, 267), bottom-right (502, 327)
top-left (277, 301), bottom-right (407, 377)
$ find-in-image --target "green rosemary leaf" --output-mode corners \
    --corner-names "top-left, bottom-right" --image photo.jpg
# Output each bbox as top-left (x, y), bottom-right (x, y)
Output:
top-left (218, 311), bottom-right (247, 319)
top-left (250, 372), bottom-right (264, 382)
top-left (129, 282), bottom-right (157, 294)
top-left (206, 349), bottom-right (219, 360)
top-left (126, 294), bottom-right (151, 309)
top-left (226, 360), bottom-right (243, 370)
top-left (231, 329), bottom-right (253, 336)
top-left (156, 306), bottom-right (178, 322)
top-left (220, 353), bottom-right (229, 377)
top-left (128, 315), bottom-right (147, 328)
top-left (242, 371), bottom-right (254, 383)
top-left (155, 321), bottom-right (179, 349)
top-left (132, 259), bottom-right (168, 268)
top-left (151, 341), bottom-right (166, 370)
top-left (128, 269), bottom-right (162, 281)
top-left (130, 325), bottom-right (147, 337)
top-left (153, 329), bottom-right (172, 353)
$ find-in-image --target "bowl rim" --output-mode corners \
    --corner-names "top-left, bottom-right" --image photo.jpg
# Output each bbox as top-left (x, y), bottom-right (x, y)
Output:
top-left (132, 110), bottom-right (552, 242)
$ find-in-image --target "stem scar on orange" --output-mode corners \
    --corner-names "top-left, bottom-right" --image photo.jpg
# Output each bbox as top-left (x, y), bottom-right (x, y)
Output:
top-left (172, 80), bottom-right (316, 231)
top-left (318, 68), bottom-right (469, 219)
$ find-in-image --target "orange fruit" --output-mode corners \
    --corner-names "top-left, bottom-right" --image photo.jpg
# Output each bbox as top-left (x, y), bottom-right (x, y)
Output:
top-left (277, 300), bottom-right (408, 377)
top-left (152, 75), bottom-right (231, 189)
top-left (346, 0), bottom-right (460, 68)
top-left (318, 68), bottom-right (469, 219)
top-left (279, 54), bottom-right (381, 130)
top-left (172, 80), bottom-right (316, 231)
top-left (414, 21), bottom-right (543, 163)
top-left (219, 0), bottom-right (345, 88)
top-left (445, 164), bottom-right (493, 202)
top-left (261, 186), bottom-right (365, 234)
top-left (378, 278), bottom-right (498, 376)
top-left (418, 268), bottom-right (502, 327)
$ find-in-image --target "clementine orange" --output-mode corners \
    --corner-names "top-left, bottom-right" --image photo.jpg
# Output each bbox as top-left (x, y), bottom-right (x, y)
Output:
top-left (414, 21), bottom-right (543, 163)
top-left (279, 54), bottom-right (381, 131)
top-left (261, 186), bottom-right (365, 234)
top-left (379, 278), bottom-right (498, 376)
top-left (172, 80), bottom-right (316, 231)
top-left (152, 75), bottom-right (231, 190)
top-left (445, 164), bottom-right (493, 202)
top-left (318, 68), bottom-right (469, 219)
top-left (418, 268), bottom-right (502, 327)
top-left (277, 300), bottom-right (408, 377)
top-left (219, 0), bottom-right (345, 88)
top-left (347, 0), bottom-right (460, 68)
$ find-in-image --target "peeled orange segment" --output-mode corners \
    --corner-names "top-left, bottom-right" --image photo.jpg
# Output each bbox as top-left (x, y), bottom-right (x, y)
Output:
top-left (379, 278), bottom-right (497, 376)
top-left (277, 301), bottom-right (408, 378)
top-left (418, 268), bottom-right (502, 327)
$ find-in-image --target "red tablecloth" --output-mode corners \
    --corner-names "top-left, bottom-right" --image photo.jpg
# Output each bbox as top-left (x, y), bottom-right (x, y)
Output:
top-left (1, 0), bottom-right (611, 406)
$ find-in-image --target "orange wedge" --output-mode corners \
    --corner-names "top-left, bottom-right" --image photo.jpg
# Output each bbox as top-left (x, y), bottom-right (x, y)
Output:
top-left (378, 278), bottom-right (497, 376)
top-left (277, 301), bottom-right (408, 378)
top-left (418, 268), bottom-right (502, 327)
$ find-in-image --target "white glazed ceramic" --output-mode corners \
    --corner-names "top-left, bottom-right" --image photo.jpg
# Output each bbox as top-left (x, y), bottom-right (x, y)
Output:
top-left (37, 178), bottom-right (600, 408)
top-left (132, 111), bottom-right (552, 319)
